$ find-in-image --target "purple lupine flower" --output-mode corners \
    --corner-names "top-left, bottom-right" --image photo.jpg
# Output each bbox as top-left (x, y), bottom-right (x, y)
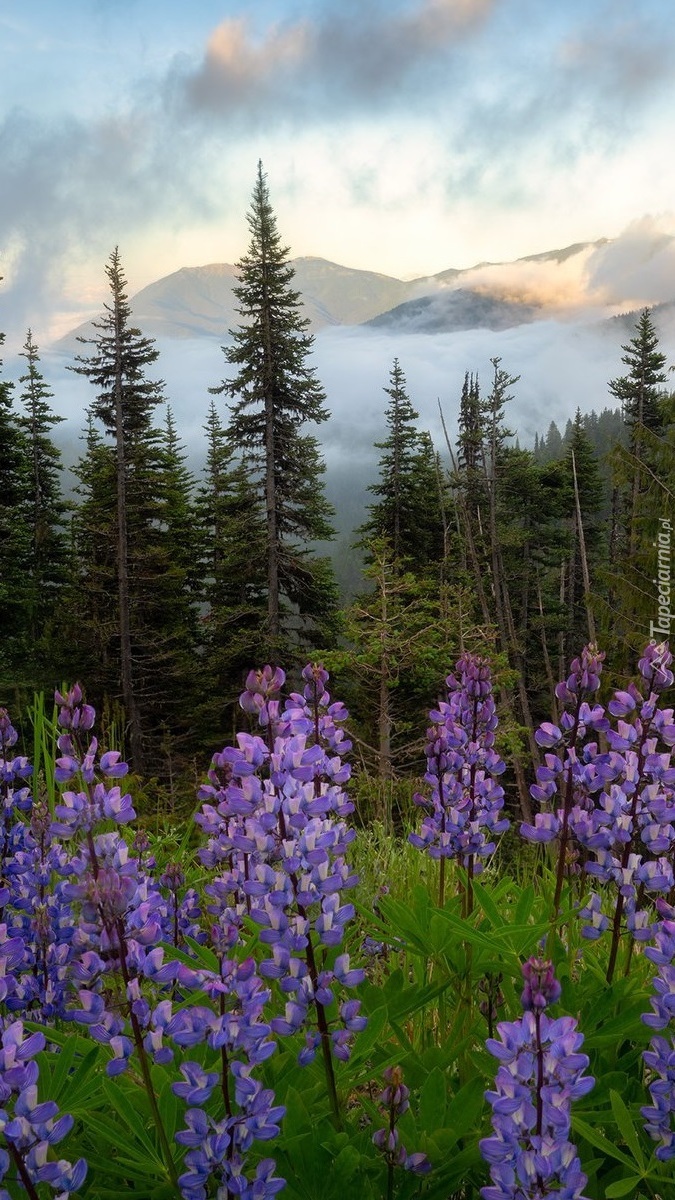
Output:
top-left (641, 903), bottom-right (675, 1159)
top-left (0, 1020), bottom-right (86, 1196)
top-left (372, 1066), bottom-right (431, 1178)
top-left (480, 957), bottom-right (594, 1200)
top-left (523, 643), bottom-right (675, 967)
top-left (409, 653), bottom-right (508, 908)
top-left (194, 664), bottom-right (365, 1071)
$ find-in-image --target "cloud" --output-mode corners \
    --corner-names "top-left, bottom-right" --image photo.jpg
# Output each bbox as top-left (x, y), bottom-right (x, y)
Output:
top-left (175, 0), bottom-right (496, 121)
top-left (22, 310), bottom-right (674, 499)
top-left (0, 99), bottom-right (223, 341)
top-left (558, 10), bottom-right (673, 108)
top-left (583, 216), bottom-right (675, 307)
top-left (2, 0), bottom-right (675, 353)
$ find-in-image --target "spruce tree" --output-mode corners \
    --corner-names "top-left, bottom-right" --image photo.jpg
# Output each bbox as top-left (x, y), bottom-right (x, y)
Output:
top-left (65, 411), bottom-right (118, 690)
top-left (138, 407), bottom-right (203, 766)
top-left (455, 370), bottom-right (486, 547)
top-left (17, 330), bottom-right (69, 684)
top-left (609, 308), bottom-right (667, 438)
top-left (358, 358), bottom-right (443, 571)
top-left (601, 309), bottom-right (671, 666)
top-left (195, 399), bottom-right (267, 739)
top-left (70, 248), bottom-right (165, 770)
top-left (0, 321), bottom-right (32, 688)
top-left (213, 162), bottom-right (337, 657)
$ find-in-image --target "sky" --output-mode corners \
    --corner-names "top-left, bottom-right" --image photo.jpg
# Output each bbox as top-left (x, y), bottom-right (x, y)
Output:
top-left (2, 0), bottom-right (675, 344)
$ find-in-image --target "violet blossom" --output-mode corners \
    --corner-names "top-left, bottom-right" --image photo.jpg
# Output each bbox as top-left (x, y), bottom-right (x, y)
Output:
top-left (522, 643), bottom-right (675, 970)
top-left (480, 958), bottom-right (594, 1200)
top-left (409, 653), bottom-right (508, 908)
top-left (641, 902), bottom-right (675, 1160)
top-left (194, 664), bottom-right (365, 1074)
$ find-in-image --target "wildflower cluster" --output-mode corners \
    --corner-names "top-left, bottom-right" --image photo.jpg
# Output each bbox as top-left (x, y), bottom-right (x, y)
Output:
top-left (196, 664), bottom-right (365, 1075)
top-left (481, 958), bottom-right (594, 1200)
top-left (0, 1020), bottom-right (86, 1199)
top-left (371, 1066), bottom-right (430, 1178)
top-left (0, 682), bottom-right (294, 1199)
top-left (522, 643), bottom-right (675, 967)
top-left (642, 901), bottom-right (675, 1160)
top-left (409, 652), bottom-right (508, 906)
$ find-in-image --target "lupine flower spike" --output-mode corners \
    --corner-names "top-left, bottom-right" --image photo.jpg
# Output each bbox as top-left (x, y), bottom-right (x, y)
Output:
top-left (522, 642), bottom-right (675, 980)
top-left (641, 900), bottom-right (675, 1160)
top-left (372, 1066), bottom-right (430, 1200)
top-left (481, 957), bottom-right (594, 1200)
top-left (410, 652), bottom-right (508, 909)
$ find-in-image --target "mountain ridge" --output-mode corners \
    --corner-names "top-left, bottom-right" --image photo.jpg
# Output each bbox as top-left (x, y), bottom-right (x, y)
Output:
top-left (56, 233), bottom-right (675, 347)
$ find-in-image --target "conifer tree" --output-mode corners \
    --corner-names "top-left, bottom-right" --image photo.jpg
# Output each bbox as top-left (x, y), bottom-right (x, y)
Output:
top-left (609, 308), bottom-right (667, 438)
top-left (142, 407), bottom-right (202, 759)
top-left (17, 330), bottom-right (69, 684)
top-left (358, 359), bottom-right (443, 571)
top-left (601, 309), bottom-right (671, 666)
top-left (213, 162), bottom-right (337, 657)
top-left (195, 399), bottom-right (267, 739)
top-left (65, 411), bottom-right (118, 689)
top-left (70, 248), bottom-right (165, 770)
top-left (0, 319), bottom-right (32, 688)
top-left (609, 308), bottom-right (666, 556)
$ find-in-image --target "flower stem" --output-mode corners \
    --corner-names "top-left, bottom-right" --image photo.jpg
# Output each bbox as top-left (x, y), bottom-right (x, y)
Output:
top-left (6, 1142), bottom-right (40, 1200)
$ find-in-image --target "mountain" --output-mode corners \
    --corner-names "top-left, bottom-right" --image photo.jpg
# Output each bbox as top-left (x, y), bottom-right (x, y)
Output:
top-left (58, 240), bottom-right (608, 348)
top-left (127, 257), bottom-right (417, 337)
top-left (365, 287), bottom-right (541, 333)
top-left (59, 258), bottom-right (419, 347)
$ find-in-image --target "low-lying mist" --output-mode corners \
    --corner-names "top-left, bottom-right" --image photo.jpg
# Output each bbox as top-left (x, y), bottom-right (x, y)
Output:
top-left (5, 308), bottom-right (674, 539)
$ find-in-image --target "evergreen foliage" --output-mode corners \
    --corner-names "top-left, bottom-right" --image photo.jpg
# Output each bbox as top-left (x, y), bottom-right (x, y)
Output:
top-left (608, 307), bottom-right (667, 438)
top-left (213, 162), bottom-right (338, 657)
top-left (65, 411), bottom-right (119, 690)
top-left (0, 321), bottom-right (32, 689)
top-left (599, 309), bottom-right (673, 669)
top-left (194, 399), bottom-right (267, 741)
top-left (69, 248), bottom-right (196, 770)
top-left (358, 359), bottom-right (443, 572)
top-left (17, 330), bottom-right (70, 685)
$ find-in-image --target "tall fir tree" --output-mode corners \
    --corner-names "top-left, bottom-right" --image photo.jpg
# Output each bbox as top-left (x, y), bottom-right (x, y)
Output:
top-left (70, 248), bottom-right (166, 770)
top-left (145, 407), bottom-right (203, 762)
top-left (609, 308), bottom-right (667, 440)
top-left (17, 330), bottom-right (69, 685)
top-left (213, 161), bottom-right (337, 658)
top-left (0, 317), bottom-right (32, 690)
top-left (65, 412), bottom-right (119, 694)
top-left (358, 358), bottom-right (443, 572)
top-left (195, 399), bottom-right (267, 741)
top-left (601, 309), bottom-right (671, 668)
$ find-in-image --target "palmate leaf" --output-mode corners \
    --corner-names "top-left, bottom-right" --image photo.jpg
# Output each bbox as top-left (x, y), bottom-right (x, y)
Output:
top-left (604, 1177), bottom-right (648, 1198)
top-left (87, 1073), bottom-right (182, 1189)
top-left (609, 1089), bottom-right (645, 1169)
top-left (573, 1114), bottom-right (637, 1170)
top-left (418, 1066), bottom-right (447, 1132)
top-left (34, 1034), bottom-right (105, 1112)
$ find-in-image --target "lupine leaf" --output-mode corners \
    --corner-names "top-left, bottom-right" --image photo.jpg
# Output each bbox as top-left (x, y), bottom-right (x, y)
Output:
top-left (609, 1089), bottom-right (645, 1168)
top-left (604, 1175), bottom-right (646, 1197)
top-left (418, 1066), bottom-right (447, 1132)
top-left (573, 1115), bottom-right (637, 1168)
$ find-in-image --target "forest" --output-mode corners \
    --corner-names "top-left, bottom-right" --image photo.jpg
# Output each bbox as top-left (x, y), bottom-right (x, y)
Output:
top-left (0, 165), bottom-right (672, 801)
top-left (0, 164), bottom-right (673, 1199)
